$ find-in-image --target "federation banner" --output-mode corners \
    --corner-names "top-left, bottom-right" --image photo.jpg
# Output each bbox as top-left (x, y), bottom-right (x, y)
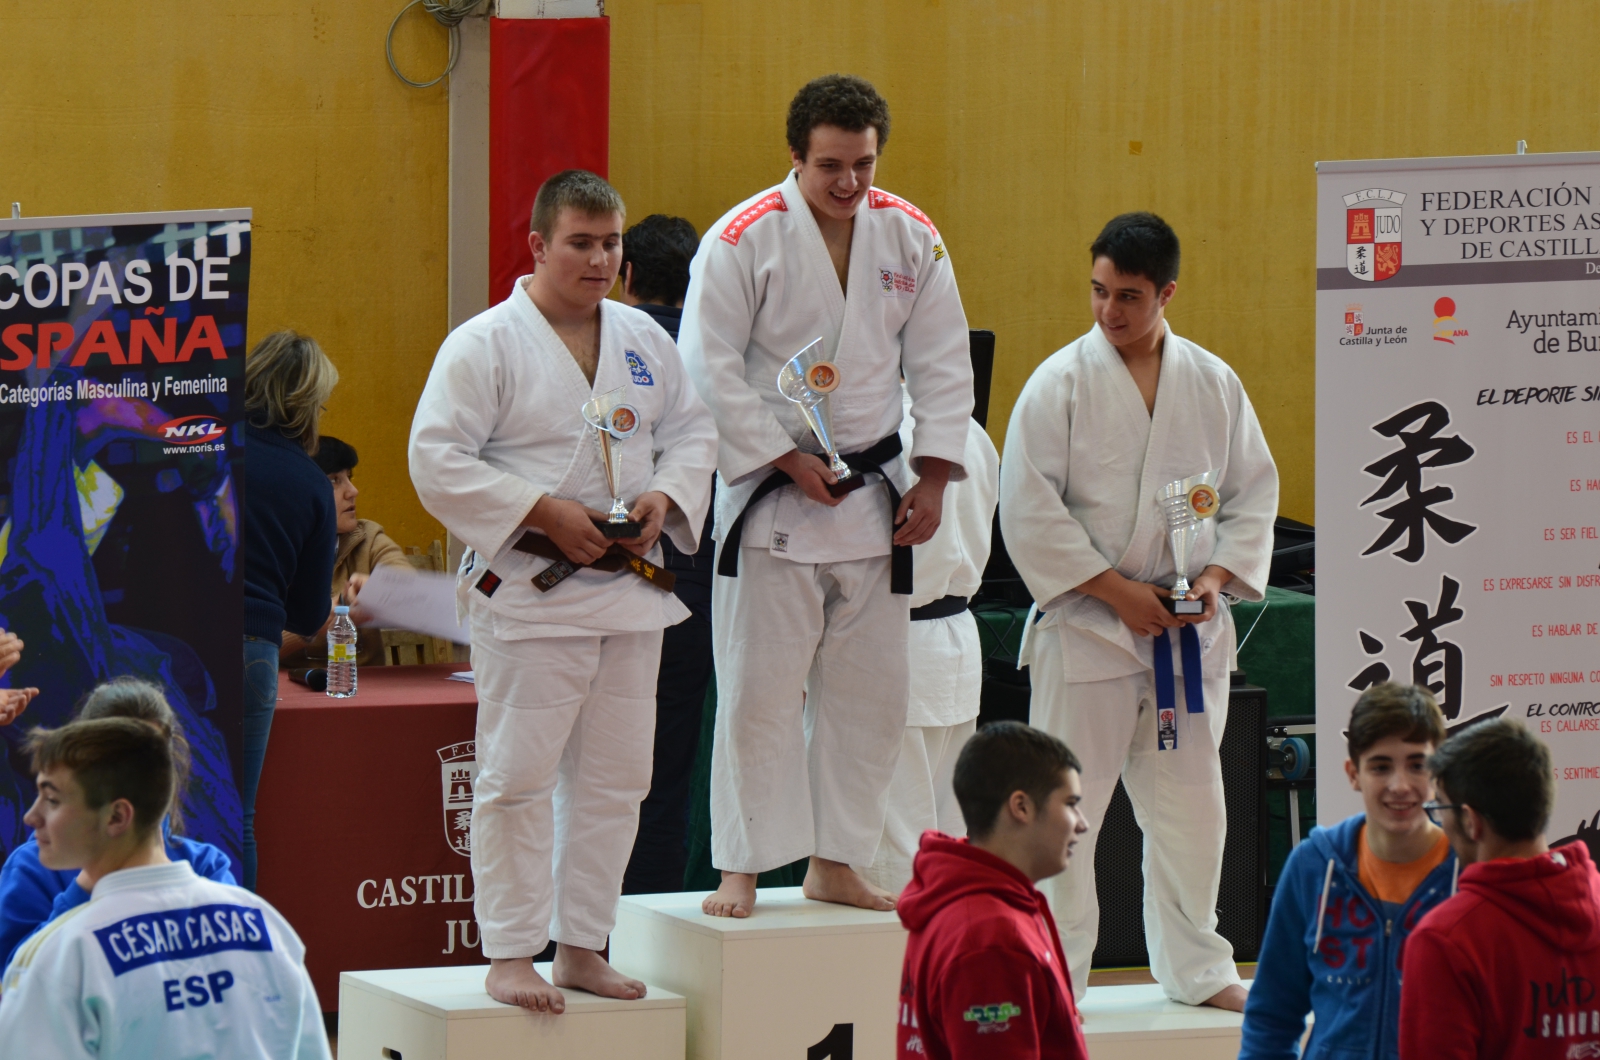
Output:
top-left (1315, 153), bottom-right (1600, 844)
top-left (0, 209), bottom-right (251, 876)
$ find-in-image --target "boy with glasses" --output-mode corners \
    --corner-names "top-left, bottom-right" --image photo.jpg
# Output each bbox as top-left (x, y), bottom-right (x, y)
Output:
top-left (1241, 683), bottom-right (1454, 1059)
top-left (1400, 718), bottom-right (1600, 1059)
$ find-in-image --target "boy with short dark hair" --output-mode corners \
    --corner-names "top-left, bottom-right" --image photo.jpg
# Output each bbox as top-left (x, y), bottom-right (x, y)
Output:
top-left (1241, 683), bottom-right (1454, 1059)
top-left (1400, 719), bottom-right (1600, 1059)
top-left (999, 211), bottom-right (1279, 1009)
top-left (0, 718), bottom-right (329, 1058)
top-left (895, 721), bottom-right (1089, 1060)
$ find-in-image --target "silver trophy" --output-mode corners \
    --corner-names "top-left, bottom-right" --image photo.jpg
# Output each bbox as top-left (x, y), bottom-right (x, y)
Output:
top-left (776, 338), bottom-right (863, 497)
top-left (1156, 471), bottom-right (1221, 615)
top-left (582, 386), bottom-right (643, 538)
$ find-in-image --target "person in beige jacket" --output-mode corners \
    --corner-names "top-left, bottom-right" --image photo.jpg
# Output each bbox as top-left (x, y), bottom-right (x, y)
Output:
top-left (279, 435), bottom-right (412, 669)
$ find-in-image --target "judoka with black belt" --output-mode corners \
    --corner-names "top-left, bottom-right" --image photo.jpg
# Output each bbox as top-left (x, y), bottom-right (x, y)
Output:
top-left (679, 74), bottom-right (974, 917)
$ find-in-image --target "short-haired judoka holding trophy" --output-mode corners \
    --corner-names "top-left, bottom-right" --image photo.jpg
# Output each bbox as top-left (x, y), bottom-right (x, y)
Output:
top-left (680, 74), bottom-right (974, 918)
top-left (999, 212), bottom-right (1278, 1011)
top-left (409, 170), bottom-right (717, 1011)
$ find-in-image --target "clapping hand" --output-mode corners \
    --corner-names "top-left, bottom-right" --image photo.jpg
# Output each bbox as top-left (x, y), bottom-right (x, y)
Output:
top-left (0, 687), bottom-right (39, 727)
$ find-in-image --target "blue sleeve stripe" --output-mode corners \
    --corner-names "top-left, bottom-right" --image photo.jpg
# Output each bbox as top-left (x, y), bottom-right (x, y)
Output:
top-left (92, 903), bottom-right (272, 976)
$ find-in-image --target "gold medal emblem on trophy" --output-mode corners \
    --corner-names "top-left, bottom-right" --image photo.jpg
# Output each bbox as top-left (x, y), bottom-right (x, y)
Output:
top-left (777, 338), bottom-right (864, 498)
top-left (1156, 470), bottom-right (1220, 615)
top-left (582, 386), bottom-right (643, 538)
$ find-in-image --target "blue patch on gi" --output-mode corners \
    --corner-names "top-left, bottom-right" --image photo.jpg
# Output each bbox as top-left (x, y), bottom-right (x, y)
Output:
top-left (94, 904), bottom-right (273, 976)
top-left (626, 350), bottom-right (654, 386)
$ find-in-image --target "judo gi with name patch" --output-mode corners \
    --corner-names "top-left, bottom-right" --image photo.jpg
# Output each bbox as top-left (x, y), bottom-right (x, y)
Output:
top-left (679, 170), bottom-right (974, 874)
top-left (860, 389), bottom-right (998, 894)
top-left (0, 861), bottom-right (329, 1060)
top-left (999, 323), bottom-right (1277, 1005)
top-left (409, 284), bottom-right (716, 957)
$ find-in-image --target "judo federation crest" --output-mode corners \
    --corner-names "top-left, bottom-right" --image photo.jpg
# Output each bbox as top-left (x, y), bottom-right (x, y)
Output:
top-left (438, 741), bottom-right (478, 858)
top-left (1344, 188), bottom-right (1405, 282)
top-left (625, 350), bottom-right (654, 386)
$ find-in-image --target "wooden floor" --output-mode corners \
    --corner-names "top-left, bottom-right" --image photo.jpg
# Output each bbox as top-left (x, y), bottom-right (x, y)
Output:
top-left (1088, 963), bottom-right (1257, 988)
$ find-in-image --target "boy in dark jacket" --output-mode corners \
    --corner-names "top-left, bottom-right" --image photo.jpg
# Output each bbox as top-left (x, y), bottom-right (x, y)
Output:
top-left (896, 721), bottom-right (1088, 1060)
top-left (1241, 683), bottom-right (1454, 1059)
top-left (1400, 718), bottom-right (1600, 1059)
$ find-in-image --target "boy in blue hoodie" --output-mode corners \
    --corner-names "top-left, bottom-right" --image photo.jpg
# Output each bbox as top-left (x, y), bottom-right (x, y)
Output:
top-left (1240, 683), bottom-right (1454, 1059)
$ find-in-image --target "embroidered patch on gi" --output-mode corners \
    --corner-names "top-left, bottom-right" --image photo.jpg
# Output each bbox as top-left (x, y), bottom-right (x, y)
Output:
top-left (868, 188), bottom-right (939, 235)
top-left (932, 241), bottom-right (947, 261)
top-left (962, 1002), bottom-right (1021, 1033)
top-left (771, 531), bottom-right (789, 552)
top-left (475, 570), bottom-right (502, 597)
top-left (625, 350), bottom-right (654, 386)
top-left (719, 191), bottom-right (787, 245)
top-left (878, 266), bottom-right (917, 298)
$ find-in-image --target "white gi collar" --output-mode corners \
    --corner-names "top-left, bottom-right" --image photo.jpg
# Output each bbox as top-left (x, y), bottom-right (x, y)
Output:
top-left (90, 859), bottom-right (198, 901)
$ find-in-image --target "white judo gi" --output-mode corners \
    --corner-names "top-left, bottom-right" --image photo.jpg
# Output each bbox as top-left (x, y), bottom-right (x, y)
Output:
top-left (0, 861), bottom-right (329, 1060)
top-left (999, 323), bottom-right (1277, 1005)
top-left (679, 170), bottom-right (974, 873)
top-left (860, 391), bottom-right (999, 894)
top-left (409, 284), bottom-right (717, 956)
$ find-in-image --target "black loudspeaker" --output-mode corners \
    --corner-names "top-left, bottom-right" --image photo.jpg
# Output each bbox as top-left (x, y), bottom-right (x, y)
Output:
top-left (1092, 674), bottom-right (1267, 967)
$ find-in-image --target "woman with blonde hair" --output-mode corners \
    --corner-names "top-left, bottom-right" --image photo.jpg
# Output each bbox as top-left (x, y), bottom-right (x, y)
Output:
top-left (241, 330), bottom-right (338, 890)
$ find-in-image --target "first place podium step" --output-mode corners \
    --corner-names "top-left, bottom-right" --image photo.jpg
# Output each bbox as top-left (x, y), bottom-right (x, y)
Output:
top-left (338, 964), bottom-right (686, 1060)
top-left (611, 886), bottom-right (906, 1060)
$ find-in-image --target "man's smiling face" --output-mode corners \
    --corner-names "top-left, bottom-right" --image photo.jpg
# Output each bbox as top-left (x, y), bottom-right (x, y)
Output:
top-left (791, 124), bottom-right (879, 222)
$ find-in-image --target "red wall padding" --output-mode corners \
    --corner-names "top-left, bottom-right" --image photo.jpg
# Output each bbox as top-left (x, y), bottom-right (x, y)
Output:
top-left (488, 16), bottom-right (610, 306)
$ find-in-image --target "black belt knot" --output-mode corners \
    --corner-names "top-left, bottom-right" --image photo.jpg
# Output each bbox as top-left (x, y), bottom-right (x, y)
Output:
top-left (715, 431), bottom-right (913, 594)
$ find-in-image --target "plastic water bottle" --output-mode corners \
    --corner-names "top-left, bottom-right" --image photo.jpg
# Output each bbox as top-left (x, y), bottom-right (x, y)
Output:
top-left (326, 605), bottom-right (357, 698)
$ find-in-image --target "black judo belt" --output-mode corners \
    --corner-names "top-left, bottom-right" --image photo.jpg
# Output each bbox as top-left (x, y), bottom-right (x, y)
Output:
top-left (512, 531), bottom-right (677, 594)
top-left (715, 431), bottom-right (913, 595)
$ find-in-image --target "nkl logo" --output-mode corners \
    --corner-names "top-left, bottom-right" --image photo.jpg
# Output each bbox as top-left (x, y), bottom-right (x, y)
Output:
top-left (156, 415), bottom-right (226, 446)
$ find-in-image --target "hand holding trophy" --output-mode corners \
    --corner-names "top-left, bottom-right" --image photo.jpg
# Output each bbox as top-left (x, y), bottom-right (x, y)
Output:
top-left (777, 338), bottom-right (865, 498)
top-left (582, 386), bottom-right (644, 538)
top-left (1156, 471), bottom-right (1221, 615)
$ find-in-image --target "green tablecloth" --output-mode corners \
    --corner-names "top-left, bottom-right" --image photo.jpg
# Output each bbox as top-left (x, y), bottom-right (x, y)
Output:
top-left (680, 588), bottom-right (1317, 891)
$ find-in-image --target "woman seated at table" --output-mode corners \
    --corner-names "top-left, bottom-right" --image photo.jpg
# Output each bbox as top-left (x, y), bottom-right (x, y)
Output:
top-left (0, 677), bottom-right (236, 972)
top-left (279, 435), bottom-right (414, 670)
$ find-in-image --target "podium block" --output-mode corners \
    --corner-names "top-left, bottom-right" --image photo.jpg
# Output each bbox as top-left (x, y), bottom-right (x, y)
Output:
top-left (611, 886), bottom-right (906, 1060)
top-left (338, 964), bottom-right (686, 1060)
top-left (1080, 983), bottom-right (1247, 1060)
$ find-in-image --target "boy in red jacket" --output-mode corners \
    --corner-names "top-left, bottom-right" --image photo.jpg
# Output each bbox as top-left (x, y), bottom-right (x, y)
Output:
top-left (896, 721), bottom-right (1090, 1059)
top-left (1401, 718), bottom-right (1600, 1059)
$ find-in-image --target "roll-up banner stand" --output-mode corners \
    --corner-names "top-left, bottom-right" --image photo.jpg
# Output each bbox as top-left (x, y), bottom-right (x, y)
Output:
top-left (0, 209), bottom-right (251, 877)
top-left (1315, 153), bottom-right (1600, 847)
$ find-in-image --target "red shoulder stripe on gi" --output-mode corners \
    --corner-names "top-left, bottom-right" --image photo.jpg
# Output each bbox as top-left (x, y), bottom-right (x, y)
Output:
top-left (868, 189), bottom-right (938, 235)
top-left (719, 192), bottom-right (788, 246)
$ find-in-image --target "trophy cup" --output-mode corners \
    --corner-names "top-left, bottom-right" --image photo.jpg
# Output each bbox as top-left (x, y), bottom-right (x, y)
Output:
top-left (1156, 471), bottom-right (1221, 615)
top-left (777, 338), bottom-right (864, 498)
top-left (582, 386), bottom-right (643, 538)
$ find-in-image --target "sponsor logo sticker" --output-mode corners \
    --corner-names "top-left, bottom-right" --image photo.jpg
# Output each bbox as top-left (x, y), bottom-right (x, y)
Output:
top-left (155, 414), bottom-right (227, 447)
top-left (1432, 297), bottom-right (1468, 344)
top-left (963, 1002), bottom-right (1022, 1033)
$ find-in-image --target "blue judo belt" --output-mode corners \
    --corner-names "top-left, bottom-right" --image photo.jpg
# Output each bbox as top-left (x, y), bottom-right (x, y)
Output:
top-left (1152, 624), bottom-right (1204, 751)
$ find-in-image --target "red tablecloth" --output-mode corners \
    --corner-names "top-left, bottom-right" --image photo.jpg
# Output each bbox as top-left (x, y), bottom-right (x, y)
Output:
top-left (254, 664), bottom-right (481, 1009)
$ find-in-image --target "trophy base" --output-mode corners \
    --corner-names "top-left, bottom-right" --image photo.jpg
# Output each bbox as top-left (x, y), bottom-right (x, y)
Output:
top-left (826, 473), bottom-right (867, 498)
top-left (1163, 596), bottom-right (1205, 616)
top-left (596, 519), bottom-right (643, 539)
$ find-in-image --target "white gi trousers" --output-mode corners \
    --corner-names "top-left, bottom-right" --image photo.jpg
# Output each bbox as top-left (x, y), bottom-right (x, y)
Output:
top-left (859, 719), bottom-right (976, 894)
top-left (710, 548), bottom-right (910, 872)
top-left (468, 604), bottom-right (663, 957)
top-left (1029, 629), bottom-right (1240, 1006)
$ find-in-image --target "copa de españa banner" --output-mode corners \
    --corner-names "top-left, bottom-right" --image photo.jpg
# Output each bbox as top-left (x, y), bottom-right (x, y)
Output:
top-left (0, 208), bottom-right (251, 877)
top-left (1315, 152), bottom-right (1600, 845)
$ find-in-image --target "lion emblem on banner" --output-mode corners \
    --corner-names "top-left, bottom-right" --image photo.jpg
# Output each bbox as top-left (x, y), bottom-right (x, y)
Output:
top-left (1344, 188), bottom-right (1405, 282)
top-left (437, 741), bottom-right (478, 858)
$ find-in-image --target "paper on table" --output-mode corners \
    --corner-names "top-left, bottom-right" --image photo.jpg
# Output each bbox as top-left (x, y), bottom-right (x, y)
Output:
top-left (355, 566), bottom-right (471, 644)
top-left (448, 672), bottom-right (474, 683)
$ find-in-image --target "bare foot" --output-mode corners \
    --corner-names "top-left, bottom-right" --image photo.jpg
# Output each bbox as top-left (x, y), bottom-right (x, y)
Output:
top-left (1200, 983), bottom-right (1248, 1012)
top-left (702, 870), bottom-right (757, 918)
top-left (552, 944), bottom-right (646, 1000)
top-left (485, 957), bottom-right (566, 1013)
top-left (802, 856), bottom-right (896, 911)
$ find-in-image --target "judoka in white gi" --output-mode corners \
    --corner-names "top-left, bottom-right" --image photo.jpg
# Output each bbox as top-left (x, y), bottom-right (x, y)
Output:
top-left (999, 213), bottom-right (1277, 1011)
top-left (408, 171), bottom-right (716, 1010)
top-left (0, 717), bottom-right (330, 1059)
top-left (858, 387), bottom-right (998, 895)
top-left (679, 75), bottom-right (974, 917)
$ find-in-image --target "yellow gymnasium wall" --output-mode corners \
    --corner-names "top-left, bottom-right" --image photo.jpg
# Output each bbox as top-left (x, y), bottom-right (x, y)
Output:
top-left (0, 1), bottom-right (452, 550)
top-left (609, 0), bottom-right (1600, 523)
top-left (5, 1), bottom-right (1595, 543)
